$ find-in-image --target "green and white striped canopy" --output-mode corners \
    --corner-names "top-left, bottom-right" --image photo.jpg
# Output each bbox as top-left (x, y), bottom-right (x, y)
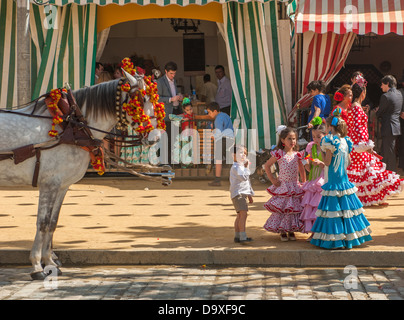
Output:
top-left (38, 0), bottom-right (271, 6)
top-left (30, 3), bottom-right (97, 99)
top-left (0, 0), bottom-right (17, 109)
top-left (222, 1), bottom-right (286, 149)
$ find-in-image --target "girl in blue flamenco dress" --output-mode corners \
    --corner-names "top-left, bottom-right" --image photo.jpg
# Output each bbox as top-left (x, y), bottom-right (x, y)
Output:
top-left (310, 109), bottom-right (372, 249)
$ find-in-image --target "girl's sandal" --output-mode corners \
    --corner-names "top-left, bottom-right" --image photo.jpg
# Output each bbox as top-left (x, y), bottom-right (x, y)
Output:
top-left (288, 232), bottom-right (296, 241)
top-left (280, 233), bottom-right (289, 242)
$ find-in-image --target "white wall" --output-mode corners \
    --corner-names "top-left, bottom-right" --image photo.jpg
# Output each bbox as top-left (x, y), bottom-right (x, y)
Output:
top-left (100, 19), bottom-right (229, 96)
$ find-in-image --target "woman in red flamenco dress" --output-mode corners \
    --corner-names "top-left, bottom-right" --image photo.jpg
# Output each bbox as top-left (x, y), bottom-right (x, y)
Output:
top-left (347, 76), bottom-right (404, 206)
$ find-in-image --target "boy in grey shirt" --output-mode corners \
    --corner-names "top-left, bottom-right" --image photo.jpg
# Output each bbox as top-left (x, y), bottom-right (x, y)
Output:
top-left (230, 145), bottom-right (254, 244)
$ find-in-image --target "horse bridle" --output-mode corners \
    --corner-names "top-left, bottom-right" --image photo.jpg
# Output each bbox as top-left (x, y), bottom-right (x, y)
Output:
top-left (114, 77), bottom-right (130, 132)
top-left (105, 77), bottom-right (149, 148)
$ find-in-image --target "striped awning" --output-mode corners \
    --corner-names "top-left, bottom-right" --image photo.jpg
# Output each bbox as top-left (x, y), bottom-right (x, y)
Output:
top-left (30, 3), bottom-right (97, 98)
top-left (295, 0), bottom-right (404, 35)
top-left (38, 0), bottom-right (271, 6)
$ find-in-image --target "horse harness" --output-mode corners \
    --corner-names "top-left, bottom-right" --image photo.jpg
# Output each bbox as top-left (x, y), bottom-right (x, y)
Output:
top-left (0, 86), bottom-right (113, 187)
top-left (0, 79), bottom-right (173, 187)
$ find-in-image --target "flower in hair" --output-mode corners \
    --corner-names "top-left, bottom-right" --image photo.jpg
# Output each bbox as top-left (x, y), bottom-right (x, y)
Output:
top-left (182, 97), bottom-right (191, 106)
top-left (331, 107), bottom-right (342, 126)
top-left (332, 107), bottom-right (342, 117)
top-left (276, 125), bottom-right (287, 135)
top-left (334, 92), bottom-right (344, 102)
top-left (355, 75), bottom-right (367, 88)
top-left (310, 116), bottom-right (323, 127)
top-left (331, 117), bottom-right (339, 126)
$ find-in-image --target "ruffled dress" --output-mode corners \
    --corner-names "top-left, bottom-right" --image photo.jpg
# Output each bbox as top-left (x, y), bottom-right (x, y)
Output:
top-left (263, 149), bottom-right (304, 233)
top-left (347, 103), bottom-right (404, 206)
top-left (300, 142), bottom-right (325, 233)
top-left (310, 134), bottom-right (372, 249)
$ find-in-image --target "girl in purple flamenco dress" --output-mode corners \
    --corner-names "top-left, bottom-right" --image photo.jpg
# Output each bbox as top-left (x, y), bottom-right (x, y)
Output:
top-left (263, 126), bottom-right (306, 242)
top-left (300, 123), bottom-right (326, 240)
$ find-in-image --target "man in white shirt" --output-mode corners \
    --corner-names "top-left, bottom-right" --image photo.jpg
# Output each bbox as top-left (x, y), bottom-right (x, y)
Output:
top-left (215, 65), bottom-right (232, 116)
top-left (200, 74), bottom-right (217, 105)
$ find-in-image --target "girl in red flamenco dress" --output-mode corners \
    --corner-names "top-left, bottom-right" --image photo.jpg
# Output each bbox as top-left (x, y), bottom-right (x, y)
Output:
top-left (347, 76), bottom-right (404, 206)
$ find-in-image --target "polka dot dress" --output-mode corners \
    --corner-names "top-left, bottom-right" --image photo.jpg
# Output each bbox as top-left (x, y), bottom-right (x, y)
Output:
top-left (263, 149), bottom-right (304, 233)
top-left (347, 103), bottom-right (404, 206)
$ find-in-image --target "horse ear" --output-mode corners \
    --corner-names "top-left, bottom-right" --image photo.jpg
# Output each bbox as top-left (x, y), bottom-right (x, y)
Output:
top-left (122, 68), bottom-right (138, 88)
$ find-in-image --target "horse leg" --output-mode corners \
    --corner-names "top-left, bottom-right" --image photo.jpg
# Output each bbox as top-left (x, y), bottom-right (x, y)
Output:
top-left (40, 187), bottom-right (68, 273)
top-left (30, 186), bottom-right (60, 280)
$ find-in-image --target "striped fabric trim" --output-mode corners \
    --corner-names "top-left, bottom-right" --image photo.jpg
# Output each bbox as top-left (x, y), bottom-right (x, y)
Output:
top-left (30, 3), bottom-right (97, 99)
top-left (222, 2), bottom-right (286, 150)
top-left (43, 0), bottom-right (270, 6)
top-left (288, 31), bottom-right (356, 123)
top-left (287, 0), bottom-right (296, 50)
top-left (295, 0), bottom-right (404, 35)
top-left (0, 0), bottom-right (17, 109)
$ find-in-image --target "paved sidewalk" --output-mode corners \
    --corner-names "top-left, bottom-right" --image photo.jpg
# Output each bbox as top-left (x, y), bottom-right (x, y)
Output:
top-left (1, 266), bottom-right (404, 300)
top-left (1, 178), bottom-right (404, 267)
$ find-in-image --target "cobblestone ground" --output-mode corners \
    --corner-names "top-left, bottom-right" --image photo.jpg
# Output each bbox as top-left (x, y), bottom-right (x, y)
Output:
top-left (1, 266), bottom-right (404, 300)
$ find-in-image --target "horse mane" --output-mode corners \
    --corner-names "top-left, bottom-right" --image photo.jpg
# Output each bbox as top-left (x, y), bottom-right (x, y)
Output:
top-left (74, 78), bottom-right (120, 120)
top-left (9, 79), bottom-right (121, 120)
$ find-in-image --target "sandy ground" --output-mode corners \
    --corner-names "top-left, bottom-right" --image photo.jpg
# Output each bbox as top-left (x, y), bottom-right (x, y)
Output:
top-left (0, 177), bottom-right (404, 252)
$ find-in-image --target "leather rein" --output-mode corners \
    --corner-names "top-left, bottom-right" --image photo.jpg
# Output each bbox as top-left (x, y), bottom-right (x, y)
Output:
top-left (0, 78), bottom-right (150, 186)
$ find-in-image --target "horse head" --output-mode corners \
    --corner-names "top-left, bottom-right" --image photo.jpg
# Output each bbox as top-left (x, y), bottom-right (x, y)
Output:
top-left (120, 68), bottom-right (164, 146)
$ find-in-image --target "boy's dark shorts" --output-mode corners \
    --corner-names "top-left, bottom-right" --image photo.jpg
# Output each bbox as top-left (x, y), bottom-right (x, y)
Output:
top-left (231, 194), bottom-right (249, 213)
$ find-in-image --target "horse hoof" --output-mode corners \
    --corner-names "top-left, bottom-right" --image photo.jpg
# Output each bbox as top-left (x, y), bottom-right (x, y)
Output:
top-left (54, 259), bottom-right (62, 268)
top-left (30, 271), bottom-right (47, 281)
top-left (44, 266), bottom-right (62, 277)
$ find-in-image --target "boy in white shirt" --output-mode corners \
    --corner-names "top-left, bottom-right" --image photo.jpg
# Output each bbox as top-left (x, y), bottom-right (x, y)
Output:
top-left (230, 145), bottom-right (254, 244)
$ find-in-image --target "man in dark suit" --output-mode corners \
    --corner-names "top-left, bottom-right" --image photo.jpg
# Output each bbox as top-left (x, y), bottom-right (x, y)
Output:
top-left (376, 75), bottom-right (402, 171)
top-left (156, 61), bottom-right (183, 164)
top-left (157, 61), bottom-right (183, 119)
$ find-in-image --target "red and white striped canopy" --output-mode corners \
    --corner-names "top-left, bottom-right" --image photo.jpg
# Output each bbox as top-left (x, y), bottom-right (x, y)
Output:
top-left (295, 0), bottom-right (404, 35)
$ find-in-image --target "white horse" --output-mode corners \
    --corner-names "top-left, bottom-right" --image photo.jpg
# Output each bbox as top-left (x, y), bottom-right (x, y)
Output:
top-left (0, 72), bottom-right (169, 280)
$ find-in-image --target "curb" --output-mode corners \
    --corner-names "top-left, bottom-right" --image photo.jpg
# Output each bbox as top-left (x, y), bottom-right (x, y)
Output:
top-left (1, 249), bottom-right (404, 267)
